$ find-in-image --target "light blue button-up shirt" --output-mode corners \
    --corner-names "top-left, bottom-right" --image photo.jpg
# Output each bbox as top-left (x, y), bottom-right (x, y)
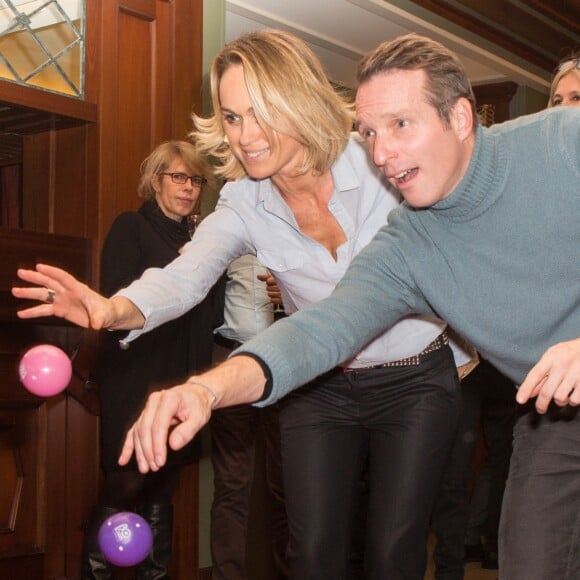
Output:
top-left (117, 135), bottom-right (470, 366)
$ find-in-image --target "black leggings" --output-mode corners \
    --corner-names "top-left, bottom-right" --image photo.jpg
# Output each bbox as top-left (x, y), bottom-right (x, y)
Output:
top-left (280, 346), bottom-right (460, 580)
top-left (99, 466), bottom-right (181, 509)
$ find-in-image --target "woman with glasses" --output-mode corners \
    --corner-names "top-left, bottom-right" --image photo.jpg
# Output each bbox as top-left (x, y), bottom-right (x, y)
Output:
top-left (549, 51), bottom-right (580, 107)
top-left (81, 140), bottom-right (224, 579)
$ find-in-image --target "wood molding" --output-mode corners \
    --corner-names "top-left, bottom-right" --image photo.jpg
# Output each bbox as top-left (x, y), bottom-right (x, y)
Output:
top-left (527, 0), bottom-right (580, 35)
top-left (473, 81), bottom-right (518, 124)
top-left (0, 81), bottom-right (97, 131)
top-left (409, 0), bottom-right (579, 72)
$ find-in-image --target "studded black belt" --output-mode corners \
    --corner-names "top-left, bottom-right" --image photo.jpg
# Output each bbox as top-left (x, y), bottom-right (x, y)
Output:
top-left (341, 330), bottom-right (449, 372)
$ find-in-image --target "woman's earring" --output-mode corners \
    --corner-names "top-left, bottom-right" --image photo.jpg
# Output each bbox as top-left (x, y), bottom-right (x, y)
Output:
top-left (223, 135), bottom-right (229, 145)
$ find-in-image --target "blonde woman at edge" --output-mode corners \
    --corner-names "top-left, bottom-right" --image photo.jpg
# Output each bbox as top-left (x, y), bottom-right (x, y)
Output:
top-left (548, 50), bottom-right (580, 108)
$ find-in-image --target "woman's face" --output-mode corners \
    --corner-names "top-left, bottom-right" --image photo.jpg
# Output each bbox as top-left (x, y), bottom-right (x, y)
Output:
top-left (552, 70), bottom-right (580, 107)
top-left (218, 64), bottom-right (304, 181)
top-left (152, 158), bottom-right (202, 221)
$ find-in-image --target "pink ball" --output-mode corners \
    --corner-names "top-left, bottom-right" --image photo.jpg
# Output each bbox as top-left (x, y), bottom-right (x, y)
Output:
top-left (18, 344), bottom-right (72, 397)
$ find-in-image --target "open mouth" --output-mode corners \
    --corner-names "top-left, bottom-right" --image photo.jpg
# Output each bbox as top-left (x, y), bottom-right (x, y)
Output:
top-left (393, 167), bottom-right (418, 184)
top-left (244, 147), bottom-right (269, 160)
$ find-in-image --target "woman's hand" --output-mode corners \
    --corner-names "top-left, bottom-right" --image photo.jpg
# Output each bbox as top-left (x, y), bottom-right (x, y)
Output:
top-left (12, 263), bottom-right (119, 329)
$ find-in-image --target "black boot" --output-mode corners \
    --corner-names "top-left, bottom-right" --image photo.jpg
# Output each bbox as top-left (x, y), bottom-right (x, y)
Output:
top-left (81, 506), bottom-right (118, 579)
top-left (136, 503), bottom-right (174, 580)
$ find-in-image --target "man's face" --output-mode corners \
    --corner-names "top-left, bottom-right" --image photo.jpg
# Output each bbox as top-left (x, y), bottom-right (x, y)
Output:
top-left (355, 68), bottom-right (474, 208)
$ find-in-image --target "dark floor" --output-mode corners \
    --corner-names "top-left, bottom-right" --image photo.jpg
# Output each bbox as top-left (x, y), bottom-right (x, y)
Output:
top-left (424, 534), bottom-right (498, 580)
top-left (425, 561), bottom-right (498, 580)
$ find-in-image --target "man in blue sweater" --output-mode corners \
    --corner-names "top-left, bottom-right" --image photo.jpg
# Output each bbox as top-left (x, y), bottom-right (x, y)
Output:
top-left (15, 34), bottom-right (580, 578)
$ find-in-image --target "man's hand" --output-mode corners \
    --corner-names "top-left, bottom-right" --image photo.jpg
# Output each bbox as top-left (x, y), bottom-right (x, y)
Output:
top-left (517, 339), bottom-right (580, 413)
top-left (119, 381), bottom-right (216, 473)
top-left (118, 355), bottom-right (268, 472)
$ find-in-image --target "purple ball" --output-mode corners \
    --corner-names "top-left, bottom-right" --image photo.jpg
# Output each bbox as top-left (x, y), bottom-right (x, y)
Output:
top-left (98, 511), bottom-right (153, 567)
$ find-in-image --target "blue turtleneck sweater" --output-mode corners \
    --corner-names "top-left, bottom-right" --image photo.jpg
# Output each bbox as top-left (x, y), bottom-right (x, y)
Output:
top-left (238, 106), bottom-right (580, 405)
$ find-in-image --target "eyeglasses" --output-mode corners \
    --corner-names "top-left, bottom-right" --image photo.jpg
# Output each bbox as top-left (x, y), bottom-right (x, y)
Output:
top-left (160, 172), bottom-right (207, 187)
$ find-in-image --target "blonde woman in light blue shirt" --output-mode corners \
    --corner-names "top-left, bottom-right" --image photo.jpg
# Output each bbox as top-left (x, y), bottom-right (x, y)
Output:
top-left (14, 30), bottom-right (471, 580)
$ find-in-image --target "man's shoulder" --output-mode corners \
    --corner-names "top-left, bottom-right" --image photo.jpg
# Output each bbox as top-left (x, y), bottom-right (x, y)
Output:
top-left (488, 107), bottom-right (579, 136)
top-left (485, 108), bottom-right (579, 166)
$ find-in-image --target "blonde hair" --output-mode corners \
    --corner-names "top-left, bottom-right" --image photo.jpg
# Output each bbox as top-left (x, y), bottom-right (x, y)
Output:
top-left (137, 140), bottom-right (213, 200)
top-left (191, 29), bottom-right (354, 180)
top-left (357, 33), bottom-right (478, 132)
top-left (548, 51), bottom-right (580, 107)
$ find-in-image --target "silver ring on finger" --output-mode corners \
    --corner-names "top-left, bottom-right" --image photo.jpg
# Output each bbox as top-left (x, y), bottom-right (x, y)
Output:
top-left (45, 288), bottom-right (56, 304)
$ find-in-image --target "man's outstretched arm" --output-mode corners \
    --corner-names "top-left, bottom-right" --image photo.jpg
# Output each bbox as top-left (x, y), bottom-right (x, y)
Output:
top-left (119, 354), bottom-right (267, 473)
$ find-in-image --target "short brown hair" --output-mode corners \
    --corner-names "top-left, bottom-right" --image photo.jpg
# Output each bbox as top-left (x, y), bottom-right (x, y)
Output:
top-left (357, 33), bottom-right (478, 131)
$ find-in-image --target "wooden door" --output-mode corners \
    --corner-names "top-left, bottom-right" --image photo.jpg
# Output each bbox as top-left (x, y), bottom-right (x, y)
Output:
top-left (0, 1), bottom-right (205, 578)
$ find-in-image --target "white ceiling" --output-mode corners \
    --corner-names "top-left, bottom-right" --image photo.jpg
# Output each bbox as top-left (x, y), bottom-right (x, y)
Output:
top-left (225, 0), bottom-right (551, 94)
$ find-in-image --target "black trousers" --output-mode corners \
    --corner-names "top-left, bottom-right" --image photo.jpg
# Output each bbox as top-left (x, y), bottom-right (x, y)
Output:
top-left (279, 345), bottom-right (460, 580)
top-left (209, 403), bottom-right (288, 580)
top-left (500, 403), bottom-right (580, 579)
top-left (209, 341), bottom-right (288, 580)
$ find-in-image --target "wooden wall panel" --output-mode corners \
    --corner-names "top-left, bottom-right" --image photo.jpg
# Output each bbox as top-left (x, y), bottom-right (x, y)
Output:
top-left (1, 2), bottom-right (205, 578)
top-left (63, 398), bottom-right (100, 579)
top-left (153, 2), bottom-right (174, 141)
top-left (171, 0), bottom-right (205, 138)
top-left (43, 396), bottom-right (67, 574)
top-left (97, 0), bottom-right (157, 241)
top-left (21, 125), bottom-right (97, 239)
top-left (0, 404), bottom-right (43, 556)
top-left (0, 229), bottom-right (96, 579)
top-left (53, 126), bottom-right (91, 237)
top-left (21, 133), bottom-right (50, 232)
top-left (115, 9), bottom-right (155, 215)
top-left (172, 462), bottom-right (201, 578)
